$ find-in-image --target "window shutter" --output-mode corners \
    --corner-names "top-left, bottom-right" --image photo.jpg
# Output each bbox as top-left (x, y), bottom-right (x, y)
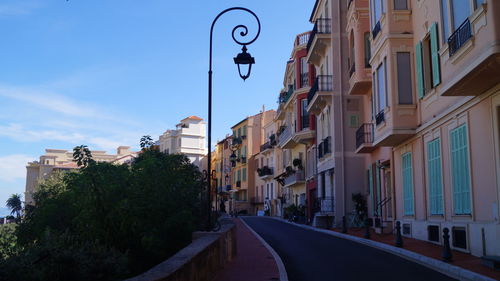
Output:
top-left (375, 160), bottom-right (381, 216)
top-left (368, 167), bottom-right (375, 215)
top-left (427, 139), bottom-right (443, 215)
top-left (451, 125), bottom-right (471, 214)
top-left (415, 41), bottom-right (425, 99)
top-left (430, 22), bottom-right (441, 87)
top-left (242, 168), bottom-right (247, 182)
top-left (237, 170), bottom-right (241, 181)
top-left (402, 152), bottom-right (414, 216)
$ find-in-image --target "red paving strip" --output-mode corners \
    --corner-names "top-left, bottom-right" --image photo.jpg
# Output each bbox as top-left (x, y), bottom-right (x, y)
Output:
top-left (213, 218), bottom-right (281, 281)
top-left (331, 227), bottom-right (500, 280)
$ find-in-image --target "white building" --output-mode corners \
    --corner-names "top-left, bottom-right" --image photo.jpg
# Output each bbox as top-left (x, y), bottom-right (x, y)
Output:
top-left (158, 116), bottom-right (207, 167)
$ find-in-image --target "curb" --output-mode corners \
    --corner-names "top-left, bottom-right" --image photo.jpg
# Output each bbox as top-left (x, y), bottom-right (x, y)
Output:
top-left (267, 217), bottom-right (495, 281)
top-left (239, 218), bottom-right (289, 281)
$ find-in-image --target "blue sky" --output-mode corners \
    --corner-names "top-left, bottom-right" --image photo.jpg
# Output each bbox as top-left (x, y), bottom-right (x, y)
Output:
top-left (0, 0), bottom-right (315, 213)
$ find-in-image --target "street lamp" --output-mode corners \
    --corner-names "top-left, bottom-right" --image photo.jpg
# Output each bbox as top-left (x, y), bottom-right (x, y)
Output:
top-left (206, 7), bottom-right (261, 231)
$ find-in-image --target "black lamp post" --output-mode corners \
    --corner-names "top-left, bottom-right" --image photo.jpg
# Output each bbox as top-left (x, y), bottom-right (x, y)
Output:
top-left (206, 7), bottom-right (260, 231)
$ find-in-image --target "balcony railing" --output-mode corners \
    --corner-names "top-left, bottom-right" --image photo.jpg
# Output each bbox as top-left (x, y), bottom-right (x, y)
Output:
top-left (318, 136), bottom-right (332, 159)
top-left (320, 197), bottom-right (335, 213)
top-left (278, 125), bottom-right (292, 146)
top-left (279, 85), bottom-right (294, 104)
top-left (296, 32), bottom-right (310, 46)
top-left (257, 166), bottom-right (274, 177)
top-left (260, 141), bottom-right (273, 152)
top-left (307, 75), bottom-right (333, 104)
top-left (232, 137), bottom-right (242, 145)
top-left (241, 157), bottom-right (247, 164)
top-left (300, 72), bottom-right (309, 88)
top-left (356, 123), bottom-right (374, 149)
top-left (448, 18), bottom-right (472, 57)
top-left (372, 21), bottom-right (381, 39)
top-left (236, 181), bottom-right (241, 188)
top-left (283, 170), bottom-right (305, 186)
top-left (301, 115), bottom-right (310, 129)
top-left (375, 111), bottom-right (385, 126)
top-left (307, 18), bottom-right (332, 51)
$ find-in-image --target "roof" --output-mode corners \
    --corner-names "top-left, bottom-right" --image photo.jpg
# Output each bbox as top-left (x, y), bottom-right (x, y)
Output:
top-left (231, 117), bottom-right (248, 129)
top-left (181, 116), bottom-right (203, 121)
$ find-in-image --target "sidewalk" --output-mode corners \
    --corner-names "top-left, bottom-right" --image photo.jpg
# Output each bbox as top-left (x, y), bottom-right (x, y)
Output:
top-left (329, 227), bottom-right (500, 280)
top-left (212, 218), bottom-right (281, 281)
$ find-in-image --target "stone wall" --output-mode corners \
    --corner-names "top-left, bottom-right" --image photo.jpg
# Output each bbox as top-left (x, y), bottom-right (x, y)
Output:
top-left (126, 218), bottom-right (236, 281)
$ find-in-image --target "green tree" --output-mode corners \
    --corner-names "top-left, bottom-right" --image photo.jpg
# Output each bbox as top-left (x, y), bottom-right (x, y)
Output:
top-left (6, 194), bottom-right (22, 221)
top-left (139, 135), bottom-right (154, 149)
top-left (72, 145), bottom-right (95, 167)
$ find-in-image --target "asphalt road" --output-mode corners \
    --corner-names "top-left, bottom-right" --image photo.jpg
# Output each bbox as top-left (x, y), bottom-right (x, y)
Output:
top-left (242, 217), bottom-right (456, 281)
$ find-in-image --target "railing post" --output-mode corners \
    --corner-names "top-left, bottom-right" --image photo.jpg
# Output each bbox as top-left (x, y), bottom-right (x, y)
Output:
top-left (395, 221), bottom-right (403, 247)
top-left (442, 227), bottom-right (453, 262)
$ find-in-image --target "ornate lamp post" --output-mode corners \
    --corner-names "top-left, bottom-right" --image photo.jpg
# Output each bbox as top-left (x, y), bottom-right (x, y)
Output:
top-left (206, 7), bottom-right (260, 230)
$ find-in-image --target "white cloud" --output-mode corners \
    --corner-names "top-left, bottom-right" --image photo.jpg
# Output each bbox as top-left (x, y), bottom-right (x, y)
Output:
top-left (0, 154), bottom-right (35, 182)
top-left (0, 2), bottom-right (41, 17)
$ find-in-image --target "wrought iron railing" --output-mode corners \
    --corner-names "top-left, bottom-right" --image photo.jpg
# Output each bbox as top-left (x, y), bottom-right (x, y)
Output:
top-left (283, 170), bottom-right (305, 186)
top-left (448, 18), bottom-right (472, 57)
top-left (320, 197), bottom-right (335, 213)
top-left (375, 111), bottom-right (385, 126)
top-left (356, 123), bottom-right (374, 149)
top-left (372, 21), bottom-right (381, 39)
top-left (323, 136), bottom-right (331, 155)
top-left (260, 141), bottom-right (272, 152)
top-left (280, 85), bottom-right (294, 104)
top-left (307, 75), bottom-right (333, 103)
top-left (302, 115), bottom-right (310, 129)
top-left (278, 125), bottom-right (292, 146)
top-left (232, 137), bottom-right (242, 145)
top-left (258, 166), bottom-right (274, 177)
top-left (349, 63), bottom-right (356, 77)
top-left (236, 181), bottom-right (241, 188)
top-left (296, 32), bottom-right (310, 46)
top-left (307, 18), bottom-right (332, 51)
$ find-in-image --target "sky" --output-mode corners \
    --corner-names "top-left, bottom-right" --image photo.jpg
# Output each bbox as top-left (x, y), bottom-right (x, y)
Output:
top-left (0, 0), bottom-right (315, 214)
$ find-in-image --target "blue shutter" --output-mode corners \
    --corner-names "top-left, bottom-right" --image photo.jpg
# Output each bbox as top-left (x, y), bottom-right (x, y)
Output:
top-left (427, 139), bottom-right (444, 215)
top-left (368, 167), bottom-right (375, 215)
top-left (375, 161), bottom-right (382, 216)
top-left (451, 124), bottom-right (471, 214)
top-left (415, 42), bottom-right (425, 99)
top-left (402, 152), bottom-right (414, 215)
top-left (430, 22), bottom-right (441, 87)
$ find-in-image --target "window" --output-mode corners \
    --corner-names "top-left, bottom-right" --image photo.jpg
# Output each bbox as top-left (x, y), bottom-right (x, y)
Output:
top-left (402, 152), bottom-right (414, 215)
top-left (394, 0), bottom-right (407, 10)
top-left (397, 52), bottom-right (413, 104)
top-left (450, 124), bottom-right (471, 215)
top-left (364, 33), bottom-right (371, 68)
top-left (427, 138), bottom-right (444, 215)
top-left (374, 60), bottom-right (387, 114)
top-left (440, 0), bottom-right (450, 43)
top-left (370, 0), bottom-right (384, 27)
top-left (415, 23), bottom-right (441, 98)
top-left (300, 57), bottom-right (309, 87)
top-left (451, 0), bottom-right (470, 31)
top-left (301, 99), bottom-right (309, 129)
top-left (237, 169), bottom-right (241, 182)
top-left (242, 168), bottom-right (247, 182)
top-left (271, 183), bottom-right (274, 199)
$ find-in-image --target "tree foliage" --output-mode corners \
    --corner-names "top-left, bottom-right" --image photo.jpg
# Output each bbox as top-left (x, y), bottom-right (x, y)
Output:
top-left (6, 194), bottom-right (22, 221)
top-left (72, 145), bottom-right (95, 168)
top-left (1, 147), bottom-right (203, 281)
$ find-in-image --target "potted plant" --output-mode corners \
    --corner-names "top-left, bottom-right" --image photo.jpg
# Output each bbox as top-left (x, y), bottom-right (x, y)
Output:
top-left (293, 158), bottom-right (302, 167)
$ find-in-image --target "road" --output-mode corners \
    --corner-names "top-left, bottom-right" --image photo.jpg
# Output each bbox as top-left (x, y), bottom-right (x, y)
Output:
top-left (242, 217), bottom-right (456, 281)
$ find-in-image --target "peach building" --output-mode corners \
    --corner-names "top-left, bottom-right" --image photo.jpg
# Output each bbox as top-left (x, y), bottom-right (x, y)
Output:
top-left (352, 0), bottom-right (500, 257)
top-left (25, 146), bottom-right (136, 205)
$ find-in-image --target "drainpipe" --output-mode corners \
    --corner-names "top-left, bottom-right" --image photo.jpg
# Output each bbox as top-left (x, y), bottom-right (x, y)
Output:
top-left (337, 0), bottom-right (348, 222)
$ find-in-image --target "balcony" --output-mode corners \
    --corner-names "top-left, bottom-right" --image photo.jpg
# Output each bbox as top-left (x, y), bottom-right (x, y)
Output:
top-left (279, 85), bottom-right (294, 105)
top-left (307, 18), bottom-right (332, 66)
top-left (295, 32), bottom-right (310, 47)
top-left (448, 19), bottom-right (472, 57)
top-left (355, 123), bottom-right (375, 153)
top-left (257, 166), bottom-right (274, 179)
top-left (307, 75), bottom-right (333, 114)
top-left (318, 136), bottom-right (332, 159)
top-left (375, 111), bottom-right (385, 126)
top-left (260, 141), bottom-right (273, 153)
top-left (278, 125), bottom-right (295, 149)
top-left (240, 157), bottom-right (247, 164)
top-left (232, 137), bottom-right (242, 146)
top-left (320, 197), bottom-right (334, 214)
top-left (283, 170), bottom-right (305, 187)
top-left (236, 181), bottom-right (241, 188)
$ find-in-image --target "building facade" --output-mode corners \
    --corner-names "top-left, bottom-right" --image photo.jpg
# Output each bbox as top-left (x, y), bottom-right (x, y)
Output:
top-left (158, 116), bottom-right (207, 167)
top-left (25, 146), bottom-right (136, 205)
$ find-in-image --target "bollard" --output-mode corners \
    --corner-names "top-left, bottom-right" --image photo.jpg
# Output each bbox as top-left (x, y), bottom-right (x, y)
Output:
top-left (395, 221), bottom-right (403, 247)
top-left (342, 216), bottom-right (347, 233)
top-left (364, 218), bottom-right (371, 239)
top-left (442, 227), bottom-right (453, 262)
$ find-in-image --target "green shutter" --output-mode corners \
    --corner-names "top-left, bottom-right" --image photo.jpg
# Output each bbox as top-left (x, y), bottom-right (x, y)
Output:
top-left (376, 161), bottom-right (382, 216)
top-left (237, 170), bottom-right (241, 182)
top-left (368, 167), bottom-right (375, 216)
top-left (243, 146), bottom-right (247, 158)
top-left (233, 129), bottom-right (236, 137)
top-left (402, 152), bottom-right (414, 216)
top-left (451, 124), bottom-right (471, 214)
top-left (430, 22), bottom-right (441, 87)
top-left (415, 41), bottom-right (424, 99)
top-left (238, 128), bottom-right (241, 137)
top-left (427, 138), bottom-right (443, 215)
top-left (242, 168), bottom-right (247, 182)
top-left (243, 125), bottom-right (247, 136)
